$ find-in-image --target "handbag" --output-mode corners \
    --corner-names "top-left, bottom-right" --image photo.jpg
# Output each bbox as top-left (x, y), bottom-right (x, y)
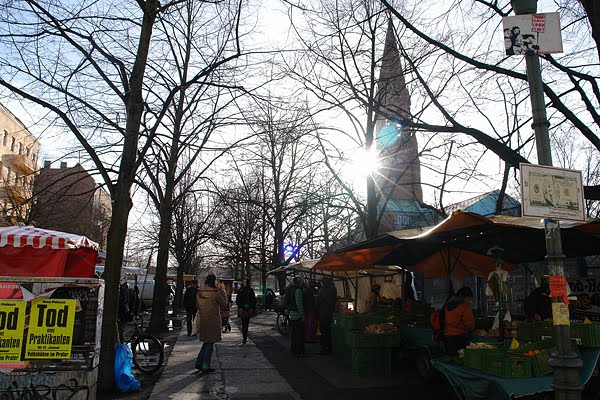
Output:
top-left (191, 310), bottom-right (201, 335)
top-left (249, 308), bottom-right (257, 318)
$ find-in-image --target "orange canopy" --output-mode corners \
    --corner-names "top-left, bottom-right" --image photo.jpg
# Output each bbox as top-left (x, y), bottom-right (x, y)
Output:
top-left (314, 211), bottom-right (600, 278)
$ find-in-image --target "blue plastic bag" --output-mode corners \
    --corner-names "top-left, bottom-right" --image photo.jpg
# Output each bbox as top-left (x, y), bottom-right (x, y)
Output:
top-left (114, 343), bottom-right (141, 392)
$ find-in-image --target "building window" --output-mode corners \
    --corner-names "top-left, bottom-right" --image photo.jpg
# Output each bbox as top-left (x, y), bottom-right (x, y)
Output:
top-left (2, 131), bottom-right (6, 146)
top-left (17, 142), bottom-right (22, 155)
top-left (6, 167), bottom-right (11, 181)
top-left (0, 162), bottom-right (3, 179)
top-left (10, 136), bottom-right (15, 152)
top-left (32, 152), bottom-right (36, 163)
top-left (395, 214), bottom-right (411, 230)
top-left (26, 147), bottom-right (30, 157)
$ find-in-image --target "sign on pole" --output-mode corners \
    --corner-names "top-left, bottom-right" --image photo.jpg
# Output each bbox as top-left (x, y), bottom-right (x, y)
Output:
top-left (520, 163), bottom-right (586, 222)
top-left (502, 12), bottom-right (563, 55)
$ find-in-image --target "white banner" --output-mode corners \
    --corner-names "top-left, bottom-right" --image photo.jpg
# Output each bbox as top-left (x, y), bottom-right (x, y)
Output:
top-left (502, 13), bottom-right (563, 55)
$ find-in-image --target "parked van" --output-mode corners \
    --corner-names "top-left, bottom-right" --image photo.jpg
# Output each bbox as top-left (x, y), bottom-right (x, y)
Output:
top-left (128, 279), bottom-right (176, 309)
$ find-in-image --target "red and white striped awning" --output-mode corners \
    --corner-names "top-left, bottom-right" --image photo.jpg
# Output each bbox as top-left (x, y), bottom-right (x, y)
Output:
top-left (0, 226), bottom-right (99, 251)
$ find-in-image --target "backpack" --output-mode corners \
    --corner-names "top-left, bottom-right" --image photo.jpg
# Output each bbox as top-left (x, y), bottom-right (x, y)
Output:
top-left (430, 307), bottom-right (446, 342)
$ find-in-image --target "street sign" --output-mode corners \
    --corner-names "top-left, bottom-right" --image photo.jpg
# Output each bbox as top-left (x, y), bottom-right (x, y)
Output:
top-left (502, 12), bottom-right (563, 55)
top-left (520, 163), bottom-right (586, 222)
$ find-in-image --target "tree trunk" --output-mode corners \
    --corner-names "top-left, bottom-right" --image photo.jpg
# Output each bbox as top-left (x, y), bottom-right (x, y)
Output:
top-left (149, 145), bottom-right (178, 331)
top-left (580, 0), bottom-right (600, 62)
top-left (366, 174), bottom-right (378, 239)
top-left (98, 0), bottom-right (158, 390)
top-left (174, 264), bottom-right (185, 315)
top-left (98, 185), bottom-right (133, 392)
top-left (149, 212), bottom-right (171, 332)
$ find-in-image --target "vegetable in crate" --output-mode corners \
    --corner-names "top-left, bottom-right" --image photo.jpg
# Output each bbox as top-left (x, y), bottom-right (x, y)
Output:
top-left (365, 323), bottom-right (399, 335)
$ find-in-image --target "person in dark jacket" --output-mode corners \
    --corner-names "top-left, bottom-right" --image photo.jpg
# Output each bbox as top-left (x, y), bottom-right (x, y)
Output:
top-left (524, 286), bottom-right (552, 321)
top-left (316, 277), bottom-right (337, 355)
top-left (265, 288), bottom-right (276, 311)
top-left (184, 280), bottom-right (199, 336)
top-left (285, 276), bottom-right (306, 357)
top-left (443, 286), bottom-right (475, 356)
top-left (235, 278), bottom-right (256, 344)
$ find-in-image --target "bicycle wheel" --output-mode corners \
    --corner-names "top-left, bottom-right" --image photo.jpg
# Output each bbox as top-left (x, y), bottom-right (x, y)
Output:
top-left (131, 334), bottom-right (164, 375)
top-left (276, 313), bottom-right (290, 335)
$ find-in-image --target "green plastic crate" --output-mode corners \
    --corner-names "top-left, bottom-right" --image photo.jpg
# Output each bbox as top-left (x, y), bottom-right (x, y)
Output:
top-left (333, 313), bottom-right (365, 331)
top-left (347, 331), bottom-right (403, 347)
top-left (533, 322), bottom-right (554, 339)
top-left (509, 339), bottom-right (554, 377)
top-left (463, 347), bottom-right (505, 370)
top-left (570, 322), bottom-right (600, 347)
top-left (517, 322), bottom-right (535, 341)
top-left (332, 326), bottom-right (352, 367)
top-left (481, 353), bottom-right (532, 378)
top-left (351, 347), bottom-right (392, 377)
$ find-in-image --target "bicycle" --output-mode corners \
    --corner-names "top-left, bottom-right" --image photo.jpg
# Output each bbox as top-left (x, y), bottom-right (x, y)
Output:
top-left (124, 315), bottom-right (165, 375)
top-left (276, 308), bottom-right (290, 336)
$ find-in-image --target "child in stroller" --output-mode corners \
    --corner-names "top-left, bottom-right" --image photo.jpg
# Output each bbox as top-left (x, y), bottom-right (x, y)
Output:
top-left (221, 303), bottom-right (232, 332)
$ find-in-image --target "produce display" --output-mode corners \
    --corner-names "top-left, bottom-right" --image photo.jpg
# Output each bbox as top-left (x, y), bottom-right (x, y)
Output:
top-left (365, 322), bottom-right (399, 335)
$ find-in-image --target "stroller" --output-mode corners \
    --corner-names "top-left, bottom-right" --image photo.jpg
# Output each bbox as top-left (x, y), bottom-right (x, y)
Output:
top-left (221, 304), bottom-right (232, 332)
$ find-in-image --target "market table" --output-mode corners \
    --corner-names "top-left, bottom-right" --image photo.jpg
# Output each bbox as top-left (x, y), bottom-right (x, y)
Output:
top-left (431, 348), bottom-right (600, 400)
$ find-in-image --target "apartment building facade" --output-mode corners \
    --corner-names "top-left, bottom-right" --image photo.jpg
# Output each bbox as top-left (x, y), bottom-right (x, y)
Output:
top-left (0, 103), bottom-right (40, 225)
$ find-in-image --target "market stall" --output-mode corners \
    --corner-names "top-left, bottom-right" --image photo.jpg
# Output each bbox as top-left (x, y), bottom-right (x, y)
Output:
top-left (314, 211), bottom-right (600, 394)
top-left (0, 227), bottom-right (103, 400)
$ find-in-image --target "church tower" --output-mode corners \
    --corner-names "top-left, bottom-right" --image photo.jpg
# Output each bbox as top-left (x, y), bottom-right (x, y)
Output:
top-left (375, 19), bottom-right (426, 231)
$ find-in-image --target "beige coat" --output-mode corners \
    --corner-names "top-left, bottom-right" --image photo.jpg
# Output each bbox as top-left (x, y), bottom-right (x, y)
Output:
top-left (196, 286), bottom-right (228, 343)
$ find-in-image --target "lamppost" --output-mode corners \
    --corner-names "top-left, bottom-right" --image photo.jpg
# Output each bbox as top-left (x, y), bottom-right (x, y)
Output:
top-left (510, 1), bottom-right (583, 399)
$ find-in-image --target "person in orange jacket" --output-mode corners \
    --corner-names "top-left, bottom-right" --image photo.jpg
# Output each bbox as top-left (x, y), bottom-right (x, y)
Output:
top-left (443, 286), bottom-right (475, 356)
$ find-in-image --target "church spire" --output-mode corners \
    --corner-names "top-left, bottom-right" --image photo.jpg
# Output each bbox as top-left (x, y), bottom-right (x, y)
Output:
top-left (375, 17), bottom-right (423, 203)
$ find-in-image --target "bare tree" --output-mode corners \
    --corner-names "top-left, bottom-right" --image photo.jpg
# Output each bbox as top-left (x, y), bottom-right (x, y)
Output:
top-left (0, 0), bottom-right (241, 390)
top-left (280, 0), bottom-right (599, 235)
top-left (134, 0), bottom-right (245, 331)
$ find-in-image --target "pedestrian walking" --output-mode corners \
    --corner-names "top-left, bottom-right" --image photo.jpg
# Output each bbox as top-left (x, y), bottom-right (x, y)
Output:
top-left (235, 278), bottom-right (256, 344)
top-left (316, 277), bottom-right (337, 355)
top-left (195, 274), bottom-right (228, 373)
top-left (184, 279), bottom-right (199, 336)
top-left (264, 288), bottom-right (276, 311)
top-left (284, 276), bottom-right (306, 357)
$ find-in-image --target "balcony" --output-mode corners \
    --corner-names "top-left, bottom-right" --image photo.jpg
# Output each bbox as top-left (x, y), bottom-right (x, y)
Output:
top-left (2, 154), bottom-right (36, 174)
top-left (6, 184), bottom-right (29, 203)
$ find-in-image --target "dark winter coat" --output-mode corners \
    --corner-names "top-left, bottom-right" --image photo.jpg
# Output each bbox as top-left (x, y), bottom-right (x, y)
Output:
top-left (316, 279), bottom-right (337, 321)
top-left (235, 286), bottom-right (256, 312)
top-left (184, 286), bottom-right (198, 312)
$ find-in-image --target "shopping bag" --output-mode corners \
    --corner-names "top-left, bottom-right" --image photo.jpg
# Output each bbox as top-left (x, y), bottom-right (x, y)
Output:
top-left (191, 311), bottom-right (201, 335)
top-left (114, 343), bottom-right (141, 393)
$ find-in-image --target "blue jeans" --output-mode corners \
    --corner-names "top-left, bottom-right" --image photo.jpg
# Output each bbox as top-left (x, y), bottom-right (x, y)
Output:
top-left (195, 342), bottom-right (214, 370)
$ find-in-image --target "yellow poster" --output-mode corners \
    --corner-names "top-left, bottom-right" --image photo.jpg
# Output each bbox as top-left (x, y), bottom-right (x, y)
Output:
top-left (552, 302), bottom-right (570, 326)
top-left (0, 301), bottom-right (26, 363)
top-left (26, 299), bottom-right (76, 359)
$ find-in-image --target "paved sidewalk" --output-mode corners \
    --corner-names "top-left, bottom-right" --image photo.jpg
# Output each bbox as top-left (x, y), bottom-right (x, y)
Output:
top-left (148, 315), bottom-right (300, 400)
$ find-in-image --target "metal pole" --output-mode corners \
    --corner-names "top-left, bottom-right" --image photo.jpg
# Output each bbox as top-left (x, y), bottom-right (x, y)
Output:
top-left (511, 1), bottom-right (583, 399)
